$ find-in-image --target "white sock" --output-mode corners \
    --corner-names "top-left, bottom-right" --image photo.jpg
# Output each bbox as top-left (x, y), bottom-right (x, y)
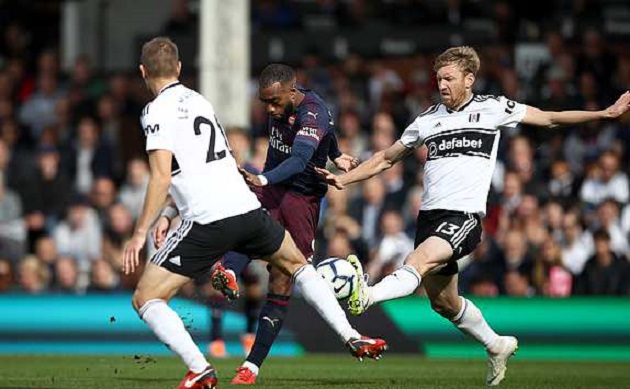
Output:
top-left (451, 297), bottom-right (500, 350)
top-left (139, 299), bottom-right (209, 373)
top-left (242, 361), bottom-right (259, 375)
top-left (292, 264), bottom-right (361, 342)
top-left (370, 265), bottom-right (422, 304)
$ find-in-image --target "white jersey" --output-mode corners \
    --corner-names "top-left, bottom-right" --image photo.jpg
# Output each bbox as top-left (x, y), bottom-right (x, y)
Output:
top-left (400, 94), bottom-right (526, 216)
top-left (141, 82), bottom-right (260, 224)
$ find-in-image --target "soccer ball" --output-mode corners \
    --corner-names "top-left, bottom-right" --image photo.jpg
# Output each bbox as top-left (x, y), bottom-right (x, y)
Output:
top-left (315, 257), bottom-right (357, 300)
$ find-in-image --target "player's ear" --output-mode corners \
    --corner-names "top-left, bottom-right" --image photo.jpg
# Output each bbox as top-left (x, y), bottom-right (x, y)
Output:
top-left (139, 64), bottom-right (147, 79)
top-left (176, 61), bottom-right (182, 76)
top-left (465, 72), bottom-right (475, 90)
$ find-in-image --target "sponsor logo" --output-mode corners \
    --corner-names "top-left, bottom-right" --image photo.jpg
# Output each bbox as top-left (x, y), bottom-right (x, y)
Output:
top-left (144, 123), bottom-right (160, 135)
top-left (297, 126), bottom-right (320, 141)
top-left (425, 130), bottom-right (495, 160)
top-left (262, 316), bottom-right (280, 328)
top-left (307, 111), bottom-right (319, 119)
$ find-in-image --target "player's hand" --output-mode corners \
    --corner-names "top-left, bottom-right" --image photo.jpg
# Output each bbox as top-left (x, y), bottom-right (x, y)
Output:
top-left (123, 233), bottom-right (147, 275)
top-left (153, 216), bottom-right (171, 249)
top-left (238, 166), bottom-right (264, 186)
top-left (333, 153), bottom-right (359, 172)
top-left (605, 91), bottom-right (630, 119)
top-left (315, 167), bottom-right (345, 189)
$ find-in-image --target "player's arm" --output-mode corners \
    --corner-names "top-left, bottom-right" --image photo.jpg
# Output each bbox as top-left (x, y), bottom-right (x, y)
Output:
top-left (240, 136), bottom-right (316, 186)
top-left (522, 91), bottom-right (630, 129)
top-left (328, 131), bottom-right (358, 172)
top-left (123, 149), bottom-right (172, 274)
top-left (316, 141), bottom-right (412, 189)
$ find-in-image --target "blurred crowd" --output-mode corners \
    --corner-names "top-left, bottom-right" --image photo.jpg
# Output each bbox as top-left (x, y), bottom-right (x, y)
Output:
top-left (0, 0), bottom-right (629, 297)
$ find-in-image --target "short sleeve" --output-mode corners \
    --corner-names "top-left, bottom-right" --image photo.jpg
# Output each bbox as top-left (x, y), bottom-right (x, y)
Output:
top-left (142, 103), bottom-right (176, 152)
top-left (496, 95), bottom-right (527, 129)
top-left (400, 117), bottom-right (424, 148)
top-left (296, 102), bottom-right (330, 146)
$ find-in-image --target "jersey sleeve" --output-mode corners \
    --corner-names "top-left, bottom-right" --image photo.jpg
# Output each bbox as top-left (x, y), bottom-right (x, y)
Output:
top-left (296, 102), bottom-right (330, 147)
top-left (495, 95), bottom-right (527, 129)
top-left (142, 103), bottom-right (176, 152)
top-left (399, 116), bottom-right (425, 148)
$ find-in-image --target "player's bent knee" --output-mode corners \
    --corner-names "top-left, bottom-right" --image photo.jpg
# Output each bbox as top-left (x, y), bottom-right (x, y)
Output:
top-left (430, 297), bottom-right (460, 319)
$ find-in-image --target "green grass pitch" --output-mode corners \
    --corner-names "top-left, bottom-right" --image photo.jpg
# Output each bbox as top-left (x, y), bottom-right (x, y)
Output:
top-left (0, 354), bottom-right (627, 389)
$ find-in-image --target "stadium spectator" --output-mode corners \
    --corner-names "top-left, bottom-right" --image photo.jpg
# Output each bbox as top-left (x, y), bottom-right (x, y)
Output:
top-left (53, 256), bottom-right (80, 294)
top-left (65, 116), bottom-right (114, 194)
top-left (560, 209), bottom-right (594, 275)
top-left (118, 157), bottom-right (149, 221)
top-left (0, 177), bottom-right (25, 262)
top-left (88, 258), bottom-right (120, 292)
top-left (593, 199), bottom-right (629, 258)
top-left (17, 254), bottom-right (49, 294)
top-left (52, 195), bottom-right (101, 290)
top-left (0, 257), bottom-right (11, 292)
top-left (89, 177), bottom-right (117, 221)
top-left (18, 71), bottom-right (64, 141)
top-left (575, 229), bottom-right (629, 295)
top-left (367, 210), bottom-right (414, 282)
top-left (533, 237), bottom-right (573, 297)
top-left (579, 150), bottom-right (629, 207)
top-left (33, 235), bottom-right (58, 283)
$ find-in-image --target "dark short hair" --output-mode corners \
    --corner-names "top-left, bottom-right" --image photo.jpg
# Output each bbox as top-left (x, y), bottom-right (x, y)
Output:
top-left (259, 63), bottom-right (295, 89)
top-left (140, 37), bottom-right (179, 78)
top-left (593, 228), bottom-right (610, 242)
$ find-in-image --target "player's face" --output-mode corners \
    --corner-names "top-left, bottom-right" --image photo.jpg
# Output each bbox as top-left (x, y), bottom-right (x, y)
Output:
top-left (258, 82), bottom-right (295, 119)
top-left (436, 64), bottom-right (474, 109)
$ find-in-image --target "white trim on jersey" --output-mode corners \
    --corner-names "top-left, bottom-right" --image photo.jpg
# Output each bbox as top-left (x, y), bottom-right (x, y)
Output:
top-left (151, 220), bottom-right (194, 266)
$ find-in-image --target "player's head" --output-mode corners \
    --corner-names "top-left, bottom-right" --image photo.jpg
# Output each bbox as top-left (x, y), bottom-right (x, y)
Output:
top-left (139, 37), bottom-right (181, 94)
top-left (258, 63), bottom-right (298, 119)
top-left (433, 46), bottom-right (480, 109)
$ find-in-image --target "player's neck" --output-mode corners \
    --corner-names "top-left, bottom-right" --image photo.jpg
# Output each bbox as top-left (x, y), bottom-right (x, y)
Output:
top-left (448, 92), bottom-right (474, 111)
top-left (293, 90), bottom-right (306, 109)
top-left (150, 78), bottom-right (180, 96)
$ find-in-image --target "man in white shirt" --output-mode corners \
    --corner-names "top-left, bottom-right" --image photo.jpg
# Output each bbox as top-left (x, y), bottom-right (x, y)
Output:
top-left (319, 46), bottom-right (630, 386)
top-left (122, 37), bottom-right (386, 389)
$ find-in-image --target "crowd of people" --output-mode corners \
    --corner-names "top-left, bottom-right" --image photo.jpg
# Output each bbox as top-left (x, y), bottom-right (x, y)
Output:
top-left (0, 2), bottom-right (628, 297)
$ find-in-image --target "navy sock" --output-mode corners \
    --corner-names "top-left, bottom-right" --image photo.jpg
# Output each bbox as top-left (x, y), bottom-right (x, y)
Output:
top-left (223, 251), bottom-right (252, 277)
top-left (209, 297), bottom-right (224, 341)
top-left (244, 297), bottom-right (261, 334)
top-left (246, 294), bottom-right (290, 367)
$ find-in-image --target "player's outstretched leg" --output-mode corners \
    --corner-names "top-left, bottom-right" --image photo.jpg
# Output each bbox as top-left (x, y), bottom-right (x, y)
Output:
top-left (267, 232), bottom-right (388, 360)
top-left (349, 237), bottom-right (453, 316)
top-left (133, 263), bottom-right (217, 389)
top-left (424, 275), bottom-right (518, 386)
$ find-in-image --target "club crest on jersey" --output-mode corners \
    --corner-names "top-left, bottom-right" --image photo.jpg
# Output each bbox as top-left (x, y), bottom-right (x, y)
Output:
top-left (469, 113), bottom-right (480, 123)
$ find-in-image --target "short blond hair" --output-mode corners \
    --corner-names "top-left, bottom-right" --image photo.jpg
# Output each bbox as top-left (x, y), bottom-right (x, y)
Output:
top-left (140, 36), bottom-right (179, 78)
top-left (433, 46), bottom-right (481, 76)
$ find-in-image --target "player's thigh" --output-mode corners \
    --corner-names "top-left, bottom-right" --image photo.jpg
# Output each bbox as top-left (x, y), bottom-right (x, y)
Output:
top-left (405, 236), bottom-right (454, 276)
top-left (279, 192), bottom-right (320, 261)
top-left (263, 231), bottom-right (308, 277)
top-left (133, 262), bottom-right (191, 310)
top-left (267, 265), bottom-right (293, 296)
top-left (423, 273), bottom-right (461, 319)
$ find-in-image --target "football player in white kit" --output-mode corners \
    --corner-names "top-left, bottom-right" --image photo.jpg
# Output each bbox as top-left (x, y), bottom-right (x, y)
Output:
top-left (122, 37), bottom-right (387, 389)
top-left (318, 46), bottom-right (630, 386)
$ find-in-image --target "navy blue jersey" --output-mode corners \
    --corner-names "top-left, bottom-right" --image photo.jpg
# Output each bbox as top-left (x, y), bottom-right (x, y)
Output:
top-left (263, 89), bottom-right (336, 198)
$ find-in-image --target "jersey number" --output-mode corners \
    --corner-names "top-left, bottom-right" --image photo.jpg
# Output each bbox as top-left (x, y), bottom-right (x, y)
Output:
top-left (193, 116), bottom-right (228, 163)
